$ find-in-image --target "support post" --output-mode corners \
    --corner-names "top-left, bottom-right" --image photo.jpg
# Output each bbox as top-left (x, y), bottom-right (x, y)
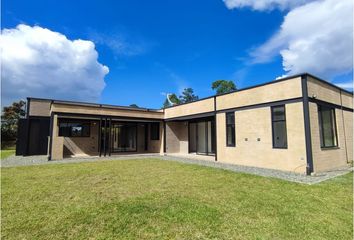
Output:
top-left (302, 75), bottom-right (314, 175)
top-left (109, 117), bottom-right (112, 156)
top-left (98, 117), bottom-right (102, 157)
top-left (103, 117), bottom-right (107, 157)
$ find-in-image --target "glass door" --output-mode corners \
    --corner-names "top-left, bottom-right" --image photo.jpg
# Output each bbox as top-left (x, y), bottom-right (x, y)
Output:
top-left (111, 123), bottom-right (137, 152)
top-left (197, 121), bottom-right (207, 154)
top-left (189, 119), bottom-right (215, 155)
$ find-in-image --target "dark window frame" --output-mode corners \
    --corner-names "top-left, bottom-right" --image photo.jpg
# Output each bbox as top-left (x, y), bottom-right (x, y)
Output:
top-left (59, 121), bottom-right (91, 137)
top-left (225, 112), bottom-right (235, 147)
top-left (318, 105), bottom-right (338, 148)
top-left (150, 122), bottom-right (160, 140)
top-left (271, 105), bottom-right (288, 149)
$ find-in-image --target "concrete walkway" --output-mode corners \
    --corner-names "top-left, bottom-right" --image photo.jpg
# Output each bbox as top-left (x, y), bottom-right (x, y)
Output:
top-left (2, 154), bottom-right (352, 185)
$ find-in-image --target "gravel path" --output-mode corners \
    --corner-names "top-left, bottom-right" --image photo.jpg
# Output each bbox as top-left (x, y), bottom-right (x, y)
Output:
top-left (2, 154), bottom-right (352, 184)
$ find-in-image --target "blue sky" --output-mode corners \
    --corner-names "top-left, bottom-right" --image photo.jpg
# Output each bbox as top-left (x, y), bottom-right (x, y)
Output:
top-left (2, 0), bottom-right (352, 108)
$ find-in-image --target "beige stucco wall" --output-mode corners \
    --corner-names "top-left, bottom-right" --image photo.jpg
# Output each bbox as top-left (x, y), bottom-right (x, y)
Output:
top-left (147, 122), bottom-right (164, 153)
top-left (29, 99), bottom-right (51, 117)
top-left (309, 102), bottom-right (352, 172)
top-left (341, 92), bottom-right (353, 109)
top-left (63, 121), bottom-right (99, 157)
top-left (51, 103), bottom-right (164, 119)
top-left (307, 76), bottom-right (353, 109)
top-left (216, 77), bottom-right (302, 111)
top-left (164, 98), bottom-right (214, 119)
top-left (165, 122), bottom-right (188, 154)
top-left (343, 110), bottom-right (353, 163)
top-left (50, 114), bottom-right (63, 160)
top-left (216, 102), bottom-right (307, 173)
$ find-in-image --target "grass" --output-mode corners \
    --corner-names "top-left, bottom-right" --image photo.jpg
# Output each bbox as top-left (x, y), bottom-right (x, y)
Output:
top-left (0, 149), bottom-right (15, 160)
top-left (1, 159), bottom-right (353, 239)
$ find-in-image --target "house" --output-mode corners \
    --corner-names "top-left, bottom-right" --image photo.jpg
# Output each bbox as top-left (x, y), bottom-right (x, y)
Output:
top-left (16, 73), bottom-right (353, 175)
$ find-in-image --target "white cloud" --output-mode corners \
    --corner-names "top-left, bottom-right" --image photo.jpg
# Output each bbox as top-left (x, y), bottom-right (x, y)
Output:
top-left (223, 0), bottom-right (313, 11)
top-left (1, 24), bottom-right (109, 105)
top-left (88, 29), bottom-right (151, 57)
top-left (250, 0), bottom-right (353, 79)
top-left (335, 82), bottom-right (353, 90)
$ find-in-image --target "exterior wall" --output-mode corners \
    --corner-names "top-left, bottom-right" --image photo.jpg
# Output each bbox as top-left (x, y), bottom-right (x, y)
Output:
top-left (343, 110), bottom-right (353, 162)
top-left (309, 102), bottom-right (350, 172)
top-left (164, 98), bottom-right (214, 119)
top-left (307, 77), bottom-right (353, 172)
top-left (216, 77), bottom-right (302, 111)
top-left (29, 99), bottom-right (51, 117)
top-left (341, 92), bottom-right (354, 109)
top-left (308, 103), bottom-right (353, 172)
top-left (51, 115), bottom-right (63, 160)
top-left (51, 103), bottom-right (164, 120)
top-left (147, 122), bottom-right (164, 153)
top-left (165, 122), bottom-right (188, 154)
top-left (63, 121), bottom-right (99, 157)
top-left (216, 102), bottom-right (307, 173)
top-left (307, 77), bottom-right (341, 105)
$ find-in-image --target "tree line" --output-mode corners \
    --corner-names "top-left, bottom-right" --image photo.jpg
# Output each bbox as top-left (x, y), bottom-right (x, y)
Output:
top-left (162, 79), bottom-right (236, 108)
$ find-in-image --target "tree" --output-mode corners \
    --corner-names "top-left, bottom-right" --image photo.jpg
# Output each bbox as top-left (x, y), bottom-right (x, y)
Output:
top-left (211, 80), bottom-right (237, 95)
top-left (1, 100), bottom-right (26, 141)
top-left (179, 88), bottom-right (199, 103)
top-left (129, 104), bottom-right (139, 108)
top-left (162, 93), bottom-right (181, 108)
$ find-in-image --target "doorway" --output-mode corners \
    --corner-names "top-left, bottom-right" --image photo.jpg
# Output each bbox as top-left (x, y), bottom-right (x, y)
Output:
top-left (188, 118), bottom-right (215, 155)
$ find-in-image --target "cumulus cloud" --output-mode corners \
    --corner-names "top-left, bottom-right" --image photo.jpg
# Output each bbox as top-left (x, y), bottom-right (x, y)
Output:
top-left (1, 24), bottom-right (109, 105)
top-left (224, 0), bottom-right (353, 86)
top-left (223, 0), bottom-right (313, 11)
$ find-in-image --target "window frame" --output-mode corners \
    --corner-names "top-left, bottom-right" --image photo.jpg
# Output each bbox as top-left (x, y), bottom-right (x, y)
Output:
top-left (59, 121), bottom-right (91, 138)
top-left (150, 122), bottom-right (160, 141)
top-left (318, 105), bottom-right (338, 148)
top-left (271, 105), bottom-right (288, 149)
top-left (225, 111), bottom-right (236, 147)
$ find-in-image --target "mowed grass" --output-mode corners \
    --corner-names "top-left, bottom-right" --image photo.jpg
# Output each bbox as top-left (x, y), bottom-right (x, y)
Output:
top-left (1, 159), bottom-right (353, 239)
top-left (0, 149), bottom-right (15, 160)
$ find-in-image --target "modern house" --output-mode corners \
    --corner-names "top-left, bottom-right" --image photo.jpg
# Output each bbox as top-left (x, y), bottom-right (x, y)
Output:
top-left (16, 73), bottom-right (353, 175)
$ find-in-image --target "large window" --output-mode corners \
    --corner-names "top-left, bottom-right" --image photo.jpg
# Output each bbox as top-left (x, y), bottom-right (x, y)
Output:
top-left (318, 105), bottom-right (338, 148)
top-left (150, 122), bottom-right (160, 140)
top-left (59, 121), bottom-right (90, 137)
top-left (271, 105), bottom-right (287, 149)
top-left (226, 112), bottom-right (235, 147)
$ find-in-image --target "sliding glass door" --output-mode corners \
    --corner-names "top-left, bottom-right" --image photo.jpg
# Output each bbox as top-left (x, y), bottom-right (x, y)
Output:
top-left (189, 119), bottom-right (215, 155)
top-left (111, 123), bottom-right (137, 152)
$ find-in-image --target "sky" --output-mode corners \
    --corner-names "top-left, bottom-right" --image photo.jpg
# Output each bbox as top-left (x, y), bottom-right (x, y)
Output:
top-left (1, 0), bottom-right (353, 108)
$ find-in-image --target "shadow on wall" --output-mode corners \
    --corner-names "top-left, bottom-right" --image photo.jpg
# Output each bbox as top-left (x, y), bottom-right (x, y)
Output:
top-left (63, 137), bottom-right (97, 158)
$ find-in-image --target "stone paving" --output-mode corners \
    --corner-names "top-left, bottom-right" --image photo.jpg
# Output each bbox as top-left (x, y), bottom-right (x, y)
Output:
top-left (2, 154), bottom-right (352, 185)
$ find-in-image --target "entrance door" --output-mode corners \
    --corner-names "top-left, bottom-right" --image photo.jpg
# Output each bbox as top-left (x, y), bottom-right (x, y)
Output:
top-left (189, 119), bottom-right (215, 155)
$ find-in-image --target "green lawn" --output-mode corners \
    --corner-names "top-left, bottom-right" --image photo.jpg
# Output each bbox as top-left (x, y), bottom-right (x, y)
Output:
top-left (1, 159), bottom-right (353, 239)
top-left (1, 149), bottom-right (15, 160)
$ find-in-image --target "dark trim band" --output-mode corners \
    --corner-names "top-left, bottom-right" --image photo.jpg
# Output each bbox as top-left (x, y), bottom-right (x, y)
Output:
top-left (52, 112), bottom-right (163, 122)
top-left (308, 98), bottom-right (353, 112)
